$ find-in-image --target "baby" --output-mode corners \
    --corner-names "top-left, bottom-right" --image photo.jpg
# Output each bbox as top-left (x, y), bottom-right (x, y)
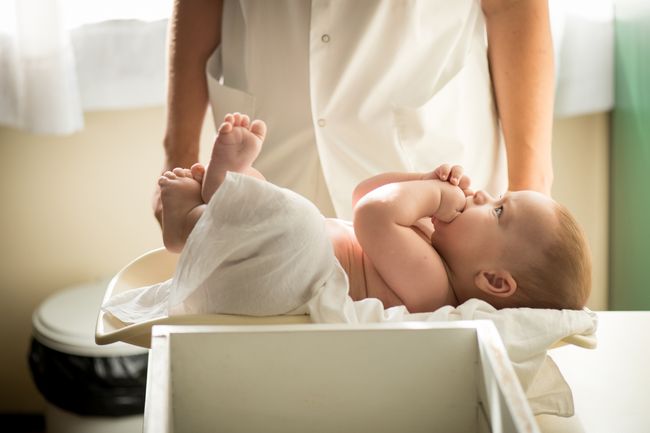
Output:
top-left (159, 113), bottom-right (592, 313)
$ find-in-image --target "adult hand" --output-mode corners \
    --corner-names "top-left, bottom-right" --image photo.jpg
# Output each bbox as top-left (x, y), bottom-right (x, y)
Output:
top-left (152, 180), bottom-right (164, 227)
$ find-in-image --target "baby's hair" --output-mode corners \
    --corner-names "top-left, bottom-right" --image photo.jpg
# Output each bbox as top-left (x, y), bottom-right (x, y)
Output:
top-left (509, 203), bottom-right (592, 310)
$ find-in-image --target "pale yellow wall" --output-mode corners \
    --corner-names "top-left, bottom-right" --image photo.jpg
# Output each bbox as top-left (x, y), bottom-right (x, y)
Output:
top-left (0, 108), bottom-right (216, 412)
top-left (0, 110), bottom-right (608, 412)
top-left (551, 113), bottom-right (610, 311)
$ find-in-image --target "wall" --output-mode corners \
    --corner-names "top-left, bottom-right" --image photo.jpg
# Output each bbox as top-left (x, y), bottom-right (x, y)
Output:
top-left (610, 0), bottom-right (650, 309)
top-left (0, 108), bottom-right (216, 413)
top-left (0, 109), bottom-right (608, 412)
top-left (552, 113), bottom-right (610, 311)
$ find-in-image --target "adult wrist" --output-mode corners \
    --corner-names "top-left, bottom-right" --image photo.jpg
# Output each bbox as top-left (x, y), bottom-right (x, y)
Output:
top-left (162, 138), bottom-right (200, 170)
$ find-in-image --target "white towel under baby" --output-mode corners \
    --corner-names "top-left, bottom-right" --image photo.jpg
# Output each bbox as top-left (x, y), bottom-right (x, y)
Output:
top-left (102, 171), bottom-right (597, 417)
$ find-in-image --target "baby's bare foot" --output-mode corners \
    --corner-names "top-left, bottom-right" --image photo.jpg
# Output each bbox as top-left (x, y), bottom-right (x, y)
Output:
top-left (158, 168), bottom-right (205, 253)
top-left (202, 112), bottom-right (267, 203)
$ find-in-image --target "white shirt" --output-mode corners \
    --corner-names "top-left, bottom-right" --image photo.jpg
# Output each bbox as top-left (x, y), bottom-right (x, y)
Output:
top-left (206, 0), bottom-right (506, 219)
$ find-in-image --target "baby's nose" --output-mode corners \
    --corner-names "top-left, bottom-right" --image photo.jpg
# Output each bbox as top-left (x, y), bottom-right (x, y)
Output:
top-left (473, 190), bottom-right (489, 205)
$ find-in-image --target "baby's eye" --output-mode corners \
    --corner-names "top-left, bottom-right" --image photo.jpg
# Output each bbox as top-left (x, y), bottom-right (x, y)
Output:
top-left (494, 205), bottom-right (503, 217)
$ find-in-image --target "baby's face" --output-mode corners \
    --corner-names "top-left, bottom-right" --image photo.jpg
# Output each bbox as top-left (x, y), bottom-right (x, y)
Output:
top-left (431, 190), bottom-right (558, 270)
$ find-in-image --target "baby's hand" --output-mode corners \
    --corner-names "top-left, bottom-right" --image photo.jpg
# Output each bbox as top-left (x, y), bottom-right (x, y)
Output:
top-left (424, 164), bottom-right (473, 196)
top-left (433, 180), bottom-right (466, 223)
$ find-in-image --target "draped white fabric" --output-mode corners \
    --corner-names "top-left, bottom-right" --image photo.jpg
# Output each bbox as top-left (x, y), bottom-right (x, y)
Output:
top-left (0, 0), bottom-right (613, 135)
top-left (0, 0), bottom-right (170, 135)
top-left (0, 0), bottom-right (82, 134)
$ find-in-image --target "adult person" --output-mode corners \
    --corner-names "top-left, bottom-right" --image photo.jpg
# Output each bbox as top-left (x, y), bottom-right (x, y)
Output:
top-left (153, 0), bottom-right (554, 222)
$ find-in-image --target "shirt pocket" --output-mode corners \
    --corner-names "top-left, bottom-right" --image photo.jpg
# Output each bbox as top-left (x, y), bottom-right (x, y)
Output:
top-left (206, 47), bottom-right (256, 126)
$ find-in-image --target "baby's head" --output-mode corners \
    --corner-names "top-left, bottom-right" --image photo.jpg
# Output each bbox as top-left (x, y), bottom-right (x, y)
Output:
top-left (431, 190), bottom-right (592, 310)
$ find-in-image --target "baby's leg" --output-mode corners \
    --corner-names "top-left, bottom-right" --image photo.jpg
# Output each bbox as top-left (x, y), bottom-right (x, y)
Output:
top-left (202, 112), bottom-right (267, 203)
top-left (158, 167), bottom-right (206, 253)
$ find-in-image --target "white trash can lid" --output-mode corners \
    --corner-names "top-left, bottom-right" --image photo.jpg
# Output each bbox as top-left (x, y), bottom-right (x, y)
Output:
top-left (32, 280), bottom-right (147, 357)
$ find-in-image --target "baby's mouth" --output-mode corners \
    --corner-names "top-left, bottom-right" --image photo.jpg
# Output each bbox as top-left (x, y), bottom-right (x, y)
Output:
top-left (431, 216), bottom-right (448, 230)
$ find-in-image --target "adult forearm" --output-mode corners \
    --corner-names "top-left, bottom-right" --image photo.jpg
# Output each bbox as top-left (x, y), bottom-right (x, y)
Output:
top-left (164, 0), bottom-right (223, 167)
top-left (484, 0), bottom-right (554, 194)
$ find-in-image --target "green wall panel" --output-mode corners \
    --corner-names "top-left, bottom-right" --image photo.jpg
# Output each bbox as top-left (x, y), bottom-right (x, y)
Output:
top-left (610, 1), bottom-right (650, 309)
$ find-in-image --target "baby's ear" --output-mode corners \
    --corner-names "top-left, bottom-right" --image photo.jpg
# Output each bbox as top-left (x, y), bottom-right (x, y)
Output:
top-left (474, 270), bottom-right (517, 298)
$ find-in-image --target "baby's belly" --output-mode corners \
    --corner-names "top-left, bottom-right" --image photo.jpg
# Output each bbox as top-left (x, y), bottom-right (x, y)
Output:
top-left (325, 219), bottom-right (404, 308)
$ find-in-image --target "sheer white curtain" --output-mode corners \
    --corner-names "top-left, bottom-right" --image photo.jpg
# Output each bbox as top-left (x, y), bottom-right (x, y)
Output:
top-left (0, 0), bottom-right (82, 134)
top-left (0, 0), bottom-right (172, 135)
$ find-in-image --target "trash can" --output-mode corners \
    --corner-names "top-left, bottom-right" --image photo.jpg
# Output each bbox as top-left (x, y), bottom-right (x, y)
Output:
top-left (29, 280), bottom-right (148, 433)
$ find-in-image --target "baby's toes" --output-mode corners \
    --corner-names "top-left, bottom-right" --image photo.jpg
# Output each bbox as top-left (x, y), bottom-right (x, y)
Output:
top-left (191, 163), bottom-right (206, 183)
top-left (218, 121), bottom-right (233, 134)
top-left (172, 167), bottom-right (192, 178)
top-left (250, 119), bottom-right (267, 140)
top-left (159, 172), bottom-right (176, 186)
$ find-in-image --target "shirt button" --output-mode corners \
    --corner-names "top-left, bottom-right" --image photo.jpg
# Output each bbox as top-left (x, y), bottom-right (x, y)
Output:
top-left (321, 34), bottom-right (330, 43)
top-left (318, 119), bottom-right (326, 127)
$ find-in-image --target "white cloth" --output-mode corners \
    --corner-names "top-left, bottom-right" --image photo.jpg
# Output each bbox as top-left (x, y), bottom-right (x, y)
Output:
top-left (208, 0), bottom-right (506, 218)
top-left (167, 172), bottom-right (343, 317)
top-left (102, 172), bottom-right (596, 417)
top-left (103, 171), bottom-right (345, 321)
top-left (300, 279), bottom-right (597, 416)
top-left (0, 0), bottom-right (83, 134)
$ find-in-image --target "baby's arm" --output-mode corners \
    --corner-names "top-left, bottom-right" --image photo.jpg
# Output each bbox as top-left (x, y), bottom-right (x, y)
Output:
top-left (352, 165), bottom-right (472, 208)
top-left (353, 179), bottom-right (465, 312)
top-left (352, 172), bottom-right (426, 207)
